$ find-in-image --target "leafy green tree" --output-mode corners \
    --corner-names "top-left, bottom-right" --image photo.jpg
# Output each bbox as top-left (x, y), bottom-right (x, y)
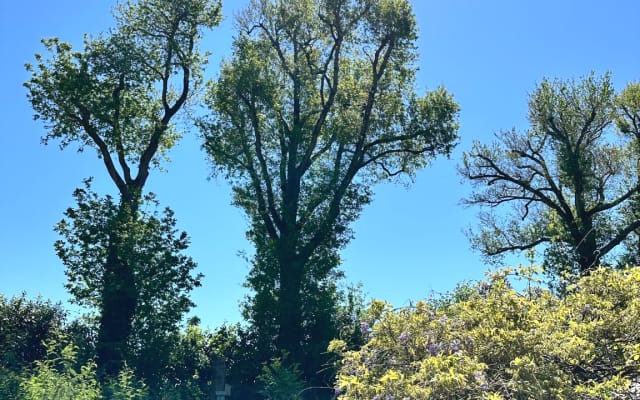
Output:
top-left (24, 0), bottom-right (221, 376)
top-left (200, 0), bottom-right (459, 378)
top-left (235, 273), bottom-right (368, 398)
top-left (460, 74), bottom-right (640, 285)
top-left (240, 253), bottom-right (355, 390)
top-left (55, 181), bottom-right (201, 391)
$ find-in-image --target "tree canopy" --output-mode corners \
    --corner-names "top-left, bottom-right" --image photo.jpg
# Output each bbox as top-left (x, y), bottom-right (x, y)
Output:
top-left (199, 0), bottom-right (459, 377)
top-left (25, 0), bottom-right (221, 377)
top-left (54, 181), bottom-right (201, 390)
top-left (460, 74), bottom-right (640, 285)
top-left (25, 0), bottom-right (221, 203)
top-left (18, 0), bottom-right (640, 398)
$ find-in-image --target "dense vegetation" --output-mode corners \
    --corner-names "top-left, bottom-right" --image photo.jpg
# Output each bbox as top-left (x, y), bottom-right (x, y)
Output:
top-left (333, 267), bottom-right (640, 399)
top-left (25, 0), bottom-right (221, 379)
top-left (199, 0), bottom-right (458, 387)
top-left (7, 0), bottom-right (639, 399)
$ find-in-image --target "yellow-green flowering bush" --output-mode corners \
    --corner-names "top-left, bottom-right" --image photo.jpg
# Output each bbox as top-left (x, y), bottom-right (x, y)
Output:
top-left (333, 267), bottom-right (640, 399)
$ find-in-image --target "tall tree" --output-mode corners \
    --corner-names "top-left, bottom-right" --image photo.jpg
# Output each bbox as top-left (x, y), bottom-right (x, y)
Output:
top-left (200, 0), bottom-right (459, 377)
top-left (238, 254), bottom-right (364, 394)
top-left (25, 0), bottom-right (221, 376)
top-left (460, 74), bottom-right (640, 285)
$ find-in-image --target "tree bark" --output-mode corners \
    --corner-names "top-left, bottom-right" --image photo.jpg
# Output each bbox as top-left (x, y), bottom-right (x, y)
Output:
top-left (96, 195), bottom-right (140, 378)
top-left (97, 244), bottom-right (137, 376)
top-left (275, 247), bottom-right (304, 365)
top-left (576, 224), bottom-right (599, 274)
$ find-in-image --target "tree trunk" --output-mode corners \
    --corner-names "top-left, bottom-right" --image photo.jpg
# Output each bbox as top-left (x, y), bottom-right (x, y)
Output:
top-left (96, 247), bottom-right (137, 376)
top-left (576, 223), bottom-right (599, 274)
top-left (96, 197), bottom-right (139, 377)
top-left (276, 252), bottom-right (304, 365)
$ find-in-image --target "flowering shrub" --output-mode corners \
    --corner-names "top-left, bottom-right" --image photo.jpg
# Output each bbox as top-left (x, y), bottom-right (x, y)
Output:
top-left (333, 267), bottom-right (640, 399)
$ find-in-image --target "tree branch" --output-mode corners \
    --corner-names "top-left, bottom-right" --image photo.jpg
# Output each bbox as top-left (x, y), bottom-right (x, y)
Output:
top-left (77, 106), bottom-right (127, 196)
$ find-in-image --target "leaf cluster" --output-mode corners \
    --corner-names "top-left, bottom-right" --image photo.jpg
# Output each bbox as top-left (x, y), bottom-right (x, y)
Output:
top-left (201, 0), bottom-right (459, 258)
top-left (0, 294), bottom-right (67, 372)
top-left (24, 0), bottom-right (221, 192)
top-left (335, 266), bottom-right (640, 399)
top-left (53, 180), bottom-right (202, 388)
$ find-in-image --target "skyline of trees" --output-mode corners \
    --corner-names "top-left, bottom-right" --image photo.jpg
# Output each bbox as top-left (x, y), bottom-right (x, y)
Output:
top-left (13, 0), bottom-right (640, 398)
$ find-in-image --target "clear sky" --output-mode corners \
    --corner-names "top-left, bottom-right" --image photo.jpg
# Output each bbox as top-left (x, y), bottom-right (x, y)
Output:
top-left (1, 1), bottom-right (639, 329)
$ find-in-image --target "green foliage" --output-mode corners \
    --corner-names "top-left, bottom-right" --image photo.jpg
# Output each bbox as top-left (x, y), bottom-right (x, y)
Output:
top-left (157, 322), bottom-right (225, 400)
top-left (103, 368), bottom-right (149, 400)
top-left (200, 0), bottom-right (459, 381)
top-left (20, 336), bottom-right (102, 400)
top-left (335, 266), bottom-right (640, 399)
top-left (0, 293), bottom-right (68, 400)
top-left (426, 281), bottom-right (477, 311)
top-left (460, 73), bottom-right (640, 285)
top-left (24, 0), bottom-right (221, 168)
top-left (212, 285), bottom-right (368, 400)
top-left (19, 334), bottom-right (149, 400)
top-left (0, 293), bottom-right (67, 371)
top-left (258, 356), bottom-right (305, 400)
top-left (208, 323), bottom-right (265, 400)
top-left (240, 258), bottom-right (364, 385)
top-left (54, 180), bottom-right (202, 388)
top-left (25, 0), bottom-right (221, 378)
top-left (2, 313), bottom-right (240, 400)
top-left (615, 81), bottom-right (640, 267)
top-left (14, 324), bottom-right (229, 400)
top-left (0, 367), bottom-right (24, 400)
top-left (615, 82), bottom-right (640, 138)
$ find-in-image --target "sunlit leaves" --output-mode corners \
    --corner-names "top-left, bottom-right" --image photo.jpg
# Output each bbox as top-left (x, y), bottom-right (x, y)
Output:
top-left (335, 267), bottom-right (640, 399)
top-left (20, 334), bottom-right (148, 400)
top-left (616, 82), bottom-right (640, 138)
top-left (200, 0), bottom-right (459, 381)
top-left (25, 0), bottom-right (221, 184)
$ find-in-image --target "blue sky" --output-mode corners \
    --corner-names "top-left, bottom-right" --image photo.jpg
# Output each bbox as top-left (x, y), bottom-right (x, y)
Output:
top-left (1, 1), bottom-right (639, 329)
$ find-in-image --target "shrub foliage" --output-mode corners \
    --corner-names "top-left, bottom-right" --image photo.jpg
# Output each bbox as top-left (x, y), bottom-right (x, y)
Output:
top-left (334, 266), bottom-right (640, 400)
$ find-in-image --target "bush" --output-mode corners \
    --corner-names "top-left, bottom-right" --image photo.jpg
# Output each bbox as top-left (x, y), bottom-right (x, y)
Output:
top-left (0, 366), bottom-right (23, 399)
top-left (258, 355), bottom-right (305, 400)
top-left (20, 337), bottom-right (101, 400)
top-left (19, 334), bottom-right (148, 400)
top-left (0, 293), bottom-right (66, 371)
top-left (334, 266), bottom-right (640, 399)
